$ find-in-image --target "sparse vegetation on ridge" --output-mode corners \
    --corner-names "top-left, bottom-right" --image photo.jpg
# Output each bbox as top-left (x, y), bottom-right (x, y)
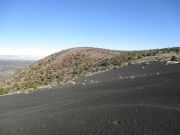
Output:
top-left (0, 47), bottom-right (180, 95)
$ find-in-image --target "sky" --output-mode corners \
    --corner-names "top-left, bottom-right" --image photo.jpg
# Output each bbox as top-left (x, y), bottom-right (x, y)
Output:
top-left (0, 0), bottom-right (180, 57)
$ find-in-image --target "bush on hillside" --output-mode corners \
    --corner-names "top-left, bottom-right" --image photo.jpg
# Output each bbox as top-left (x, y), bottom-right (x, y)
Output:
top-left (0, 88), bottom-right (8, 95)
top-left (171, 56), bottom-right (178, 61)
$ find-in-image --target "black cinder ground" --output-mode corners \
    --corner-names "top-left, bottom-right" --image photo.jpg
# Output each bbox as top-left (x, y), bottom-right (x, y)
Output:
top-left (0, 63), bottom-right (180, 135)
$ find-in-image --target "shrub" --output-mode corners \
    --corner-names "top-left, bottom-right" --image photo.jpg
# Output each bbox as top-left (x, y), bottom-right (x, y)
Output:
top-left (117, 60), bottom-right (123, 67)
top-left (101, 59), bottom-right (110, 67)
top-left (175, 49), bottom-right (180, 54)
top-left (25, 82), bottom-right (38, 89)
top-left (0, 88), bottom-right (8, 95)
top-left (171, 56), bottom-right (178, 61)
top-left (138, 55), bottom-right (142, 59)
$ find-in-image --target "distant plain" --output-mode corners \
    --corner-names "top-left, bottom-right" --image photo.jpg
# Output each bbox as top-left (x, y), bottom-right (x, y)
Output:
top-left (0, 60), bottom-right (34, 80)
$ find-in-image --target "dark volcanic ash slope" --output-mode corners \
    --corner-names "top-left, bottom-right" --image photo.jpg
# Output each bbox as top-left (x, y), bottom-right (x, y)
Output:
top-left (0, 63), bottom-right (180, 135)
top-left (76, 61), bottom-right (180, 85)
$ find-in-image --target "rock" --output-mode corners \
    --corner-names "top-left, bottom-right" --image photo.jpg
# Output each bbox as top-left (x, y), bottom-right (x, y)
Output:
top-left (166, 61), bottom-right (179, 65)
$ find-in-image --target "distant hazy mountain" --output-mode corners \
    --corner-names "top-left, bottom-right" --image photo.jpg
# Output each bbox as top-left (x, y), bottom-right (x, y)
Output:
top-left (0, 55), bottom-right (44, 61)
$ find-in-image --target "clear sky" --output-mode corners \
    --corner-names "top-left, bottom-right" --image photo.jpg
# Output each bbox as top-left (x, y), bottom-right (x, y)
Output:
top-left (0, 0), bottom-right (180, 56)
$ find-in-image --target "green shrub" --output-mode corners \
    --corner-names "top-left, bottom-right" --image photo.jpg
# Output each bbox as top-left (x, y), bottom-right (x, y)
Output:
top-left (117, 60), bottom-right (123, 66)
top-left (171, 56), bottom-right (178, 61)
top-left (175, 49), bottom-right (180, 54)
top-left (25, 82), bottom-right (38, 89)
top-left (0, 88), bottom-right (8, 95)
top-left (138, 55), bottom-right (142, 59)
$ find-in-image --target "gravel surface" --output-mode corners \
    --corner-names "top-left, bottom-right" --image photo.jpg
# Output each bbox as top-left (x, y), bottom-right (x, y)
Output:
top-left (0, 62), bottom-right (180, 135)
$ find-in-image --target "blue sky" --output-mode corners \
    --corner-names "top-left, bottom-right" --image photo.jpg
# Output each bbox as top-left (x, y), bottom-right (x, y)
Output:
top-left (0, 0), bottom-right (180, 56)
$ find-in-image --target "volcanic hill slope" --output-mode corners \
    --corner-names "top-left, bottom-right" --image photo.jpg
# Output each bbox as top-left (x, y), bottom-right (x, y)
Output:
top-left (0, 47), bottom-right (180, 135)
top-left (0, 47), bottom-right (180, 94)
